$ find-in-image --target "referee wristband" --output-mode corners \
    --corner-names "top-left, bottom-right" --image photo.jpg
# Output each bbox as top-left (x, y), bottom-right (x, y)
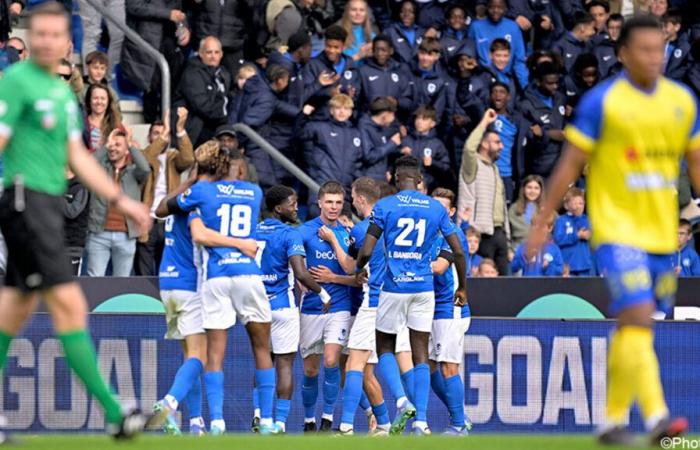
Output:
top-left (319, 289), bottom-right (331, 305)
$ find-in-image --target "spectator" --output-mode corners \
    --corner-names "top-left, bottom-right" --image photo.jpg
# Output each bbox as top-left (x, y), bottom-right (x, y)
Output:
top-left (6, 36), bottom-right (26, 61)
top-left (469, 0), bottom-right (529, 90)
top-left (189, 0), bottom-right (250, 78)
top-left (552, 12), bottom-right (596, 73)
top-left (448, 41), bottom-right (485, 161)
top-left (508, 174), bottom-right (544, 250)
top-left (675, 219), bottom-right (700, 276)
top-left (121, 0), bottom-right (190, 123)
top-left (472, 38), bottom-right (518, 107)
top-left (410, 37), bottom-right (448, 120)
top-left (267, 31), bottom-right (314, 108)
top-left (594, 13), bottom-right (623, 78)
top-left (553, 187), bottom-right (592, 276)
top-left (488, 81), bottom-right (529, 202)
top-left (259, 0), bottom-right (303, 55)
top-left (651, 0), bottom-right (667, 18)
top-left (296, 0), bottom-right (336, 56)
top-left (303, 25), bottom-right (361, 116)
top-left (64, 169), bottom-right (90, 275)
top-left (507, 0), bottom-right (557, 49)
top-left (400, 104), bottom-right (451, 192)
top-left (300, 94), bottom-right (362, 213)
top-left (357, 35), bottom-right (412, 115)
top-left (0, 0), bottom-right (21, 44)
top-left (511, 211), bottom-right (563, 276)
top-left (214, 124), bottom-right (259, 184)
top-left (79, 0), bottom-right (124, 77)
top-left (136, 107), bottom-right (194, 276)
top-left (477, 258), bottom-right (499, 277)
top-left (57, 58), bottom-right (85, 106)
top-left (685, 38), bottom-right (700, 99)
top-left (662, 9), bottom-right (690, 81)
top-left (357, 96), bottom-right (401, 181)
top-left (563, 53), bottom-right (600, 110)
top-left (440, 4), bottom-right (472, 63)
top-left (384, 0), bottom-right (425, 66)
top-left (586, 0), bottom-right (610, 33)
top-left (86, 128), bottom-right (151, 277)
top-left (520, 61), bottom-right (566, 179)
top-left (458, 109), bottom-right (510, 276)
top-left (84, 83), bottom-right (121, 153)
top-left (340, 0), bottom-right (377, 62)
top-left (466, 227), bottom-right (482, 277)
top-left (80, 51), bottom-right (119, 107)
top-left (415, 0), bottom-right (447, 31)
top-left (175, 36), bottom-right (231, 147)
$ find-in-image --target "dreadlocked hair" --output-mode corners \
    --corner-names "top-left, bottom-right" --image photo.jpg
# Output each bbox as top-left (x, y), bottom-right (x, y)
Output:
top-left (194, 140), bottom-right (220, 176)
top-left (212, 149), bottom-right (232, 180)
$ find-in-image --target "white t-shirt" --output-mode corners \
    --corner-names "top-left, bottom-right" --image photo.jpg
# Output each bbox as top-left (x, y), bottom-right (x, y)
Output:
top-left (151, 152), bottom-right (168, 217)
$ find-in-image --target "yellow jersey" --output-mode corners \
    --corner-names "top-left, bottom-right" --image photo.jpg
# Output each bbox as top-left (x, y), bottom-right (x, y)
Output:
top-left (565, 73), bottom-right (700, 254)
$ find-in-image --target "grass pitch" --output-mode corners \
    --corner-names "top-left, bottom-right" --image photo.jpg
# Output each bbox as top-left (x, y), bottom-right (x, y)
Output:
top-left (15, 434), bottom-right (660, 450)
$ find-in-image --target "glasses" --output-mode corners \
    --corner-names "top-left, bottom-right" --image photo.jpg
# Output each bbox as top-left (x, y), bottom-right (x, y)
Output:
top-left (15, 48), bottom-right (24, 55)
top-left (57, 73), bottom-right (72, 80)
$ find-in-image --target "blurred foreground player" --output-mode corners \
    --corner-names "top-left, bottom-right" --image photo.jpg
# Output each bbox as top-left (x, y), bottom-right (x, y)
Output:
top-left (527, 15), bottom-right (700, 446)
top-left (0, 2), bottom-right (157, 440)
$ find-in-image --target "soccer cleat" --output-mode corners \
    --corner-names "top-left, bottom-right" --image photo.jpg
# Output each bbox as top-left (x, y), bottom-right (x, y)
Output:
top-left (319, 418), bottom-right (333, 433)
top-left (389, 402), bottom-right (416, 435)
top-left (259, 422), bottom-right (283, 435)
top-left (108, 407), bottom-right (165, 440)
top-left (335, 428), bottom-right (354, 436)
top-left (443, 425), bottom-right (469, 436)
top-left (189, 421), bottom-right (206, 436)
top-left (210, 424), bottom-right (225, 436)
top-left (412, 424), bottom-right (432, 436)
top-left (649, 417), bottom-right (689, 446)
top-left (370, 428), bottom-right (390, 437)
top-left (597, 426), bottom-right (636, 446)
top-left (251, 416), bottom-right (261, 433)
top-left (303, 421), bottom-right (317, 433)
top-left (153, 400), bottom-right (182, 436)
top-left (464, 408), bottom-right (473, 431)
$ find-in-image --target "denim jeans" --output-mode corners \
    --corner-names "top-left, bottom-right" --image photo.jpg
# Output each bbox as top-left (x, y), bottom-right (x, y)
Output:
top-left (86, 231), bottom-right (136, 276)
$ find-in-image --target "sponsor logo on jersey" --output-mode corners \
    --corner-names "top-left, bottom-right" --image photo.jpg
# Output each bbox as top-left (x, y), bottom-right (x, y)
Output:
top-left (315, 250), bottom-right (338, 260)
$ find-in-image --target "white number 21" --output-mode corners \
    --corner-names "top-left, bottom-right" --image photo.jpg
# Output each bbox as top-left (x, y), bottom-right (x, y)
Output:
top-left (395, 218), bottom-right (426, 247)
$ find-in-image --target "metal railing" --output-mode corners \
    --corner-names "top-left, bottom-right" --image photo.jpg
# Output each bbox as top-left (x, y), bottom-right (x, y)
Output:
top-left (83, 0), bottom-right (170, 122)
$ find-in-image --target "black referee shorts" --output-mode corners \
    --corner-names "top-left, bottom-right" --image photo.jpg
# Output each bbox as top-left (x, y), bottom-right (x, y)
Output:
top-left (0, 187), bottom-right (74, 292)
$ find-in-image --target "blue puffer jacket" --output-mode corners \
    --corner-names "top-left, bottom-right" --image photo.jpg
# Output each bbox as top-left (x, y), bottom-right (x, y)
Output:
top-left (302, 52), bottom-right (360, 118)
top-left (357, 58), bottom-right (412, 114)
top-left (410, 60), bottom-right (450, 120)
top-left (384, 22), bottom-right (425, 66)
top-left (553, 213), bottom-right (592, 273)
top-left (402, 128), bottom-right (451, 191)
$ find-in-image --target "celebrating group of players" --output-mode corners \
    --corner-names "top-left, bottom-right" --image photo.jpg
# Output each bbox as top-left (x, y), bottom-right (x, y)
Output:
top-left (153, 138), bottom-right (471, 436)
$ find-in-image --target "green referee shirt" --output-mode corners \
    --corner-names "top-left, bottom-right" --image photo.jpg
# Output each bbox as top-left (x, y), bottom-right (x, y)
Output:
top-left (0, 60), bottom-right (83, 196)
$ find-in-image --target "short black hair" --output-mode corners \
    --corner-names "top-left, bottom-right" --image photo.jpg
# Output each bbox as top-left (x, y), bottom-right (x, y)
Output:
top-left (573, 11), bottom-right (595, 28)
top-left (149, 120), bottom-right (165, 134)
top-left (490, 80), bottom-right (510, 94)
top-left (607, 13), bottom-right (624, 25)
top-left (266, 64), bottom-right (290, 83)
top-left (369, 96), bottom-right (397, 115)
top-left (679, 218), bottom-right (693, 231)
top-left (586, 0), bottom-right (610, 13)
top-left (394, 155), bottom-right (422, 179)
top-left (573, 53), bottom-right (599, 73)
top-left (265, 185), bottom-right (296, 211)
top-left (325, 25), bottom-right (348, 43)
top-left (661, 8), bottom-right (682, 26)
top-left (618, 15), bottom-right (662, 48)
top-left (373, 34), bottom-right (393, 48)
top-left (534, 61), bottom-right (560, 80)
top-left (490, 38), bottom-right (510, 53)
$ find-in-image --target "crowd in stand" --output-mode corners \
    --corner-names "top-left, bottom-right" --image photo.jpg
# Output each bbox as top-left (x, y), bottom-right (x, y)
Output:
top-left (1, 0), bottom-right (700, 278)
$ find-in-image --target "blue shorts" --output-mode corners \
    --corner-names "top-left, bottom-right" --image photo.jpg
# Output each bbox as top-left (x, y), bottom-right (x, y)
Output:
top-left (596, 244), bottom-right (676, 317)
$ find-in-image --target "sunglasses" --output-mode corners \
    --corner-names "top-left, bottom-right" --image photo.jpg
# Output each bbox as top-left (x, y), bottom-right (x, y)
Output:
top-left (57, 73), bottom-right (72, 80)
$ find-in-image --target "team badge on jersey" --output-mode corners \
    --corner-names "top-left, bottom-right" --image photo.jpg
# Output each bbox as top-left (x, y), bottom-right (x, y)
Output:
top-left (559, 105), bottom-right (566, 116)
top-left (344, 70), bottom-right (352, 80)
top-left (391, 73), bottom-right (399, 82)
top-left (353, 137), bottom-right (361, 147)
top-left (427, 83), bottom-right (436, 94)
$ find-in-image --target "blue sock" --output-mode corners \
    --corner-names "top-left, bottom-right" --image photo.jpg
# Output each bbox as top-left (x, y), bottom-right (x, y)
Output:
top-left (377, 353), bottom-right (407, 402)
top-left (275, 398), bottom-right (291, 425)
top-left (445, 375), bottom-right (466, 428)
top-left (252, 386), bottom-right (260, 416)
top-left (322, 365), bottom-right (341, 416)
top-left (167, 358), bottom-right (203, 403)
top-left (413, 363), bottom-right (430, 422)
top-left (372, 402), bottom-right (391, 427)
top-left (430, 370), bottom-right (448, 407)
top-left (340, 370), bottom-right (363, 426)
top-left (301, 375), bottom-right (319, 420)
top-left (204, 371), bottom-right (224, 421)
top-left (255, 368), bottom-right (275, 421)
top-left (359, 390), bottom-right (371, 412)
top-left (185, 374), bottom-right (203, 419)
top-left (401, 368), bottom-right (415, 404)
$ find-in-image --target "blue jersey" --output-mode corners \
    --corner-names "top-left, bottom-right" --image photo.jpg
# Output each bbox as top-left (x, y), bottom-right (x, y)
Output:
top-left (350, 218), bottom-right (385, 308)
top-left (256, 218), bottom-right (306, 310)
top-left (158, 212), bottom-right (199, 292)
top-left (298, 217), bottom-right (352, 314)
top-left (432, 228), bottom-right (470, 320)
top-left (370, 190), bottom-right (456, 294)
top-left (176, 180), bottom-right (263, 280)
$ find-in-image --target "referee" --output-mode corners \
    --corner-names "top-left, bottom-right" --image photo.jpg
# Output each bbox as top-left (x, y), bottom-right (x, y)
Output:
top-left (0, 2), bottom-right (160, 440)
